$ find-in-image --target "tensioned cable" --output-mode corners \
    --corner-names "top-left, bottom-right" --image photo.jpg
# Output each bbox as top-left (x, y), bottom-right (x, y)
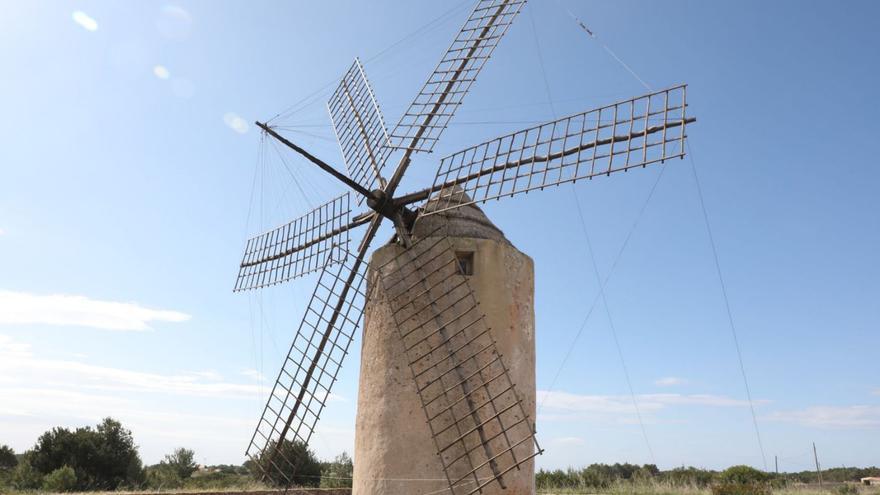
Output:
top-left (573, 197), bottom-right (657, 465)
top-left (244, 138), bottom-right (264, 407)
top-left (253, 0), bottom-right (475, 244)
top-left (538, 164), bottom-right (667, 415)
top-left (688, 141), bottom-right (768, 470)
top-left (243, 132), bottom-right (265, 241)
top-left (554, 0), bottom-right (767, 470)
top-left (268, 137), bottom-right (315, 211)
top-left (258, 134), bottom-right (267, 405)
top-left (528, 3), bottom-right (656, 465)
top-left (267, 0), bottom-right (471, 124)
top-left (364, 0), bottom-right (472, 65)
top-left (554, 0), bottom-right (652, 92)
top-left (273, 127), bottom-right (337, 143)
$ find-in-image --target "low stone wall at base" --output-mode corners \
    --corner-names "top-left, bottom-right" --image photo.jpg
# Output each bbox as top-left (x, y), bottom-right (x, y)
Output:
top-left (125, 490), bottom-right (351, 495)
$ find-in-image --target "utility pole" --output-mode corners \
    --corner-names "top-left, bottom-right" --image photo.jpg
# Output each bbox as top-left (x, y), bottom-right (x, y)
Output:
top-left (813, 442), bottom-right (823, 486)
top-left (775, 455), bottom-right (779, 475)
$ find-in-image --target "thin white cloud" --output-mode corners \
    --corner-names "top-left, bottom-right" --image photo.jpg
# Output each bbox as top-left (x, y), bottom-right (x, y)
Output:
top-left (0, 335), bottom-right (31, 358)
top-left (0, 290), bottom-right (190, 331)
top-left (190, 370), bottom-right (222, 381)
top-left (72, 11), bottom-right (98, 32)
top-left (539, 390), bottom-right (644, 415)
top-left (240, 368), bottom-right (264, 381)
top-left (223, 112), bottom-right (249, 134)
top-left (153, 65), bottom-right (170, 80)
top-left (538, 390), bottom-right (768, 422)
top-left (655, 376), bottom-right (687, 387)
top-left (647, 394), bottom-right (765, 407)
top-left (0, 335), bottom-right (258, 400)
top-left (764, 406), bottom-right (880, 429)
top-left (554, 436), bottom-right (586, 446)
top-left (0, 335), bottom-right (267, 462)
top-left (0, 387), bottom-right (136, 420)
top-left (0, 385), bottom-right (259, 461)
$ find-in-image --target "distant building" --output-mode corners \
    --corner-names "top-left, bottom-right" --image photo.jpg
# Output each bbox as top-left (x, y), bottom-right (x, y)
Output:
top-left (861, 477), bottom-right (880, 486)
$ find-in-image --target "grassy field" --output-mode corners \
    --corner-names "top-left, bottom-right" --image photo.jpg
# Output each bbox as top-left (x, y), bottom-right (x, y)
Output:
top-left (535, 481), bottom-right (880, 495)
top-left (3, 484), bottom-right (879, 495)
top-left (7, 483), bottom-right (879, 495)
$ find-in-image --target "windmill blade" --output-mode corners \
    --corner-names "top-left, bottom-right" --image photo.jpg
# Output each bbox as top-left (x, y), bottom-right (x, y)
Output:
top-left (328, 58), bottom-right (392, 203)
top-left (378, 226), bottom-right (541, 495)
top-left (388, 0), bottom-right (526, 154)
top-left (246, 251), bottom-right (368, 485)
top-left (235, 193), bottom-right (354, 291)
top-left (420, 85), bottom-right (695, 215)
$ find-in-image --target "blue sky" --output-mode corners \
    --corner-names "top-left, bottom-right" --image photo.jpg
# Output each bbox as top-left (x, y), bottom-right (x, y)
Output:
top-left (1, 0), bottom-right (878, 472)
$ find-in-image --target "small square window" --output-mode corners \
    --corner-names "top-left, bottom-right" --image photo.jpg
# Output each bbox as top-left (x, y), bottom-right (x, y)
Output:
top-left (455, 251), bottom-right (474, 276)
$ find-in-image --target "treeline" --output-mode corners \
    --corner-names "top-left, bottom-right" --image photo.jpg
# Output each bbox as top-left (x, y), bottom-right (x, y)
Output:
top-left (536, 463), bottom-right (880, 490)
top-left (3, 420), bottom-right (878, 493)
top-left (0, 417), bottom-right (353, 492)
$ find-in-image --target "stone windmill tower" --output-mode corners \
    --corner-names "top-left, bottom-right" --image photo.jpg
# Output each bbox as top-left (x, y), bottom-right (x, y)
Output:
top-left (232, 1), bottom-right (695, 494)
top-left (355, 193), bottom-right (537, 494)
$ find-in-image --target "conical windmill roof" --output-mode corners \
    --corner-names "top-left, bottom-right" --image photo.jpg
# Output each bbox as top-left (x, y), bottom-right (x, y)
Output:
top-left (411, 186), bottom-right (508, 243)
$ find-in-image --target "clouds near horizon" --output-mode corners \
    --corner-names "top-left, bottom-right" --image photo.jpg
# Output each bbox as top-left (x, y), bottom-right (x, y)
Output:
top-left (538, 390), bottom-right (769, 420)
top-left (0, 290), bottom-right (190, 331)
top-left (765, 406), bottom-right (880, 429)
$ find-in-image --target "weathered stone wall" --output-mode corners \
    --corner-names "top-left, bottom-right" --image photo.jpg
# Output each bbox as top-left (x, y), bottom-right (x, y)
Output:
top-left (353, 230), bottom-right (536, 495)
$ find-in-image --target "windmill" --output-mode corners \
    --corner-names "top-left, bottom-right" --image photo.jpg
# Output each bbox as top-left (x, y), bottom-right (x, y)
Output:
top-left (235, 1), bottom-right (695, 494)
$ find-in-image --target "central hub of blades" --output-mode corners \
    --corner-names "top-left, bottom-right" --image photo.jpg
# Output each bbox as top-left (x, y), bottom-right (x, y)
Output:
top-left (367, 189), bottom-right (417, 230)
top-left (366, 189), bottom-right (396, 219)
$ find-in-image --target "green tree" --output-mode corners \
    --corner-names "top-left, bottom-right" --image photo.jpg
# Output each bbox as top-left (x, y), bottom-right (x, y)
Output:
top-left (27, 417), bottom-right (144, 490)
top-left (249, 439), bottom-right (321, 487)
top-left (0, 444), bottom-right (17, 471)
top-left (43, 465), bottom-right (77, 492)
top-left (320, 452), bottom-right (353, 488)
top-left (718, 465), bottom-right (769, 485)
top-left (95, 417), bottom-right (145, 487)
top-left (11, 455), bottom-right (42, 490)
top-left (163, 447), bottom-right (198, 479)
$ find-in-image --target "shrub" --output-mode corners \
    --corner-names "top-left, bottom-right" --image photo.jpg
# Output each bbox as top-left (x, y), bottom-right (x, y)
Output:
top-left (838, 484), bottom-right (860, 495)
top-left (145, 465), bottom-right (184, 490)
top-left (718, 465), bottom-right (769, 485)
top-left (162, 447), bottom-right (197, 479)
top-left (11, 455), bottom-right (42, 490)
top-left (0, 445), bottom-right (17, 471)
top-left (248, 439), bottom-right (321, 487)
top-left (43, 465), bottom-right (77, 492)
top-left (185, 471), bottom-right (258, 490)
top-left (581, 465), bottom-right (613, 488)
top-left (536, 468), bottom-right (571, 489)
top-left (662, 466), bottom-right (715, 487)
top-left (320, 452), bottom-right (353, 488)
top-left (712, 466), bottom-right (771, 495)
